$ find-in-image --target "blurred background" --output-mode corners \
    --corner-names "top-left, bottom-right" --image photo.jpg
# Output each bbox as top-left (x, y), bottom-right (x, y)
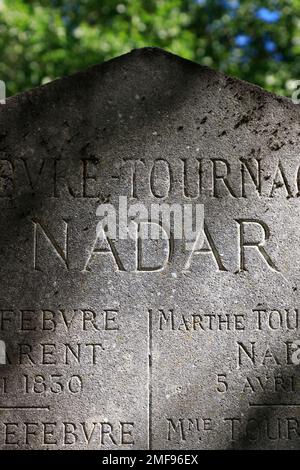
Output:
top-left (1, 0), bottom-right (299, 97)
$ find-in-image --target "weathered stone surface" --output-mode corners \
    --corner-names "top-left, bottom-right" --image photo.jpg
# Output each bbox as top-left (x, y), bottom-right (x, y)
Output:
top-left (0, 47), bottom-right (300, 449)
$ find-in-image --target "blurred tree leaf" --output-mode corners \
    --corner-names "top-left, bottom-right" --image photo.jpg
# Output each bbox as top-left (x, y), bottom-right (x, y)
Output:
top-left (0, 0), bottom-right (299, 97)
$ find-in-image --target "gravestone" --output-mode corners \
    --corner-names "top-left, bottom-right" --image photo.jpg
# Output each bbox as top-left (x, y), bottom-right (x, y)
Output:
top-left (0, 47), bottom-right (300, 449)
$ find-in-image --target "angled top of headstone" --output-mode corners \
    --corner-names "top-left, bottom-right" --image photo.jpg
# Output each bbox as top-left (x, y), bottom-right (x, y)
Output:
top-left (0, 48), bottom-right (300, 450)
top-left (1, 46), bottom-right (298, 142)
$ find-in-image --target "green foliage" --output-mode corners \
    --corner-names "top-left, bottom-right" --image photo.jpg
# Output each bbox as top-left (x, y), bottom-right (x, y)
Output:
top-left (0, 0), bottom-right (299, 96)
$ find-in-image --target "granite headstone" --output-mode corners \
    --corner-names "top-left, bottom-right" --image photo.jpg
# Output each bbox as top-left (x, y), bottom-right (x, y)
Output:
top-left (0, 48), bottom-right (300, 449)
